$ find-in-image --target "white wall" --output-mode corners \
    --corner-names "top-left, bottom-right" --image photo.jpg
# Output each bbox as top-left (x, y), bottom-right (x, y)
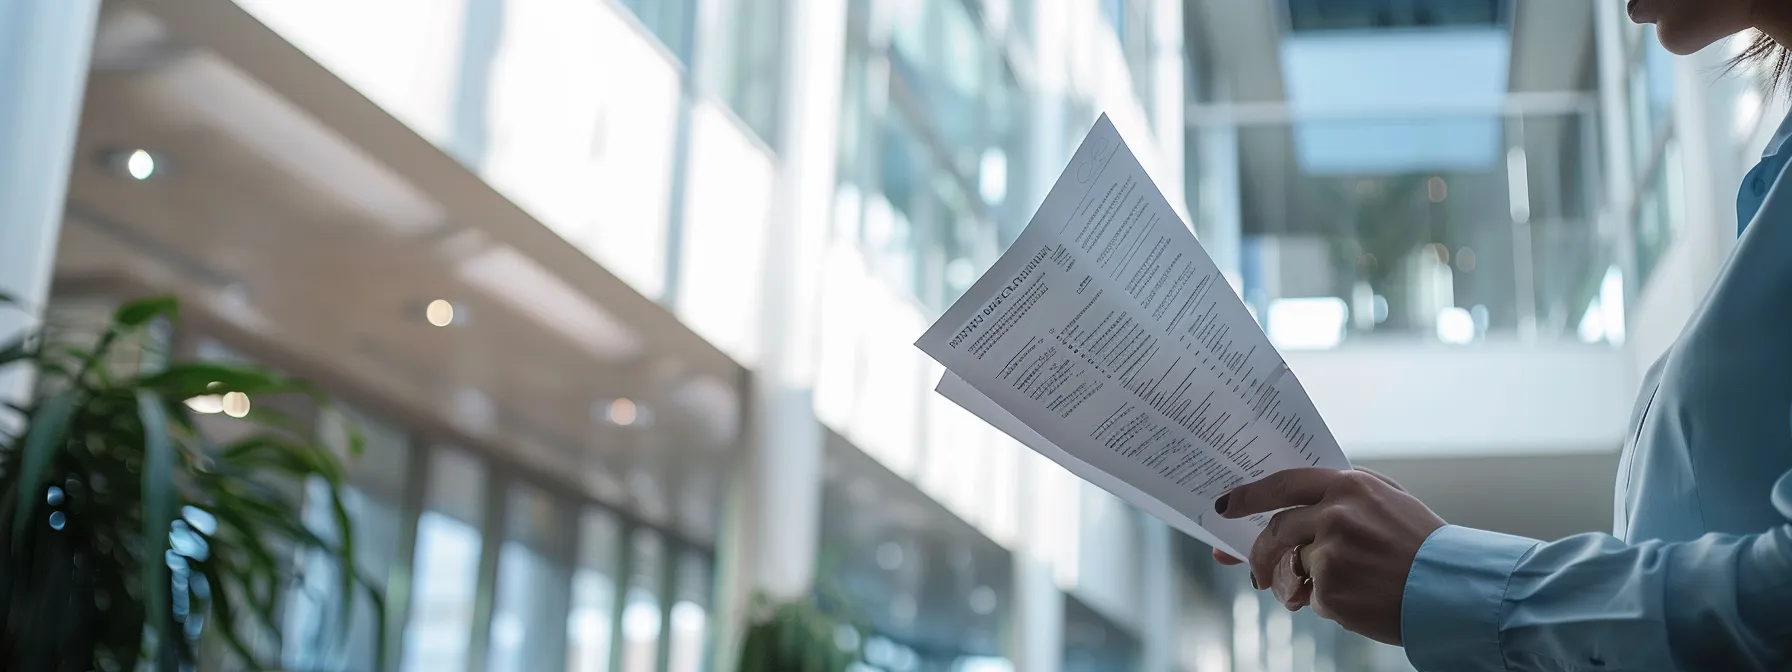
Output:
top-left (1287, 342), bottom-right (1634, 459)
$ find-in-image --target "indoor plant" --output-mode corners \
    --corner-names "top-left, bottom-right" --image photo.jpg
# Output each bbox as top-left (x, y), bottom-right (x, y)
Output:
top-left (736, 551), bottom-right (863, 672)
top-left (736, 595), bottom-right (860, 672)
top-left (0, 294), bottom-right (381, 671)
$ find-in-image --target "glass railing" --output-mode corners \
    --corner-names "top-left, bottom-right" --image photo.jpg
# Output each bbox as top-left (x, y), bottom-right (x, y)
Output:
top-left (1195, 106), bottom-right (1619, 348)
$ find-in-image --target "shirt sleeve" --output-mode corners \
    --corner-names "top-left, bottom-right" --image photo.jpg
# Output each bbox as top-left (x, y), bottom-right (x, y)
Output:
top-left (1401, 470), bottom-right (1792, 672)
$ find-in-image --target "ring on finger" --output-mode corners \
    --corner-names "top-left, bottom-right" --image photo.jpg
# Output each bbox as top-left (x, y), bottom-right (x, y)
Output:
top-left (1291, 543), bottom-right (1313, 585)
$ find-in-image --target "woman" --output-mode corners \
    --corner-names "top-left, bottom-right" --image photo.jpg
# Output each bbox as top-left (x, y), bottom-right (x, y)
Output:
top-left (1212, 1), bottom-right (1792, 669)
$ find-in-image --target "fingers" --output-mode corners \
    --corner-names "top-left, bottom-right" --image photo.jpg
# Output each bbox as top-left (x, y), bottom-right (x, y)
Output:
top-left (1212, 548), bottom-right (1244, 565)
top-left (1354, 467), bottom-right (1405, 492)
top-left (1271, 544), bottom-right (1314, 608)
top-left (1248, 504), bottom-right (1322, 593)
top-left (1218, 468), bottom-right (1351, 518)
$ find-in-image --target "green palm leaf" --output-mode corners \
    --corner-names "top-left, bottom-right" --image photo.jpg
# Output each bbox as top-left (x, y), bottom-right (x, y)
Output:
top-left (0, 296), bottom-right (384, 669)
top-left (137, 390), bottom-right (176, 671)
top-left (11, 389), bottom-right (75, 550)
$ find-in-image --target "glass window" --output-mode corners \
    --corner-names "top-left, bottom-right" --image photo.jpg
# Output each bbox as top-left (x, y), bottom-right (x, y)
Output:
top-left (282, 406), bottom-right (412, 671)
top-left (839, 0), bottom-right (1018, 310)
top-left (402, 448), bottom-right (488, 672)
top-left (1010, 0), bottom-right (1036, 42)
top-left (484, 0), bottom-right (677, 300)
top-left (234, 0), bottom-right (467, 146)
top-left (568, 509), bottom-right (622, 672)
top-left (1635, 140), bottom-right (1685, 286)
top-left (620, 528), bottom-right (666, 672)
top-left (617, 0), bottom-right (697, 63)
top-left (939, 173), bottom-right (996, 307)
top-left (1100, 0), bottom-right (1154, 115)
top-left (489, 484), bottom-right (573, 672)
top-left (1627, 26), bottom-right (1676, 177)
top-left (702, 0), bottom-right (785, 144)
top-left (1644, 30), bottom-right (1676, 121)
top-left (666, 553), bottom-right (712, 672)
top-left (869, 111), bottom-right (926, 298)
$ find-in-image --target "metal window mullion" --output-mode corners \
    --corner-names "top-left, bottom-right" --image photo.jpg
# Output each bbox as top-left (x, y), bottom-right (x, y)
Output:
top-left (607, 521), bottom-right (637, 672)
top-left (466, 465), bottom-right (511, 672)
top-left (538, 490), bottom-right (580, 671)
top-left (384, 435), bottom-right (434, 671)
top-left (654, 538), bottom-right (679, 672)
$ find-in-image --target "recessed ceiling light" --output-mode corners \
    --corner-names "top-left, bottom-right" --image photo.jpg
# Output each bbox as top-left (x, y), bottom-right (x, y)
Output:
top-left (608, 398), bottom-right (637, 426)
top-left (126, 149), bottom-right (156, 180)
top-left (425, 299), bottom-right (455, 327)
top-left (221, 392), bottom-right (251, 418)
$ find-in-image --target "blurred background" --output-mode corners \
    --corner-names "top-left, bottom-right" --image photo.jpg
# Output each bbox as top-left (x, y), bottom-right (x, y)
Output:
top-left (0, 0), bottom-right (1776, 670)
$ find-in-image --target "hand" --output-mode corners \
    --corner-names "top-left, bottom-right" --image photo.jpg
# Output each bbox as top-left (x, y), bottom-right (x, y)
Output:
top-left (1209, 468), bottom-right (1403, 565)
top-left (1212, 467), bottom-right (1445, 645)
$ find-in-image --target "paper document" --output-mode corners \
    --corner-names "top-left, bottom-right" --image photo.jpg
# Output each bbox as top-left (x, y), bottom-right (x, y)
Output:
top-left (915, 115), bottom-right (1349, 559)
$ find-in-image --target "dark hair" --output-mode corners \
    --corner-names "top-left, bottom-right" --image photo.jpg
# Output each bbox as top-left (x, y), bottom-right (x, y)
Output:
top-left (1727, 32), bottom-right (1792, 94)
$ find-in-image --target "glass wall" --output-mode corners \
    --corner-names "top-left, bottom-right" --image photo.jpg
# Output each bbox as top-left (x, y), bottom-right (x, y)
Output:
top-left (167, 324), bottom-right (719, 672)
top-left (620, 528), bottom-right (666, 672)
top-left (1223, 107), bottom-right (1613, 348)
top-left (209, 0), bottom-right (1184, 668)
top-left (1622, 24), bottom-right (1685, 286)
top-left (488, 484), bottom-right (574, 672)
top-left (700, 0), bottom-right (785, 144)
top-left (835, 0), bottom-right (1025, 314)
top-left (403, 447), bottom-right (488, 672)
top-left (570, 509), bottom-right (623, 672)
top-left (282, 406), bottom-right (412, 671)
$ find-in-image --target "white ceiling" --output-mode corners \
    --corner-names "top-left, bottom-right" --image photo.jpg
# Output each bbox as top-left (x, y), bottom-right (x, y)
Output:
top-left (57, 1), bottom-right (747, 544)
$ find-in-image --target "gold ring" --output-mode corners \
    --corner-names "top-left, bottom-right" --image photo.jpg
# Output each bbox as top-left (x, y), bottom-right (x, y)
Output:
top-left (1292, 543), bottom-right (1313, 585)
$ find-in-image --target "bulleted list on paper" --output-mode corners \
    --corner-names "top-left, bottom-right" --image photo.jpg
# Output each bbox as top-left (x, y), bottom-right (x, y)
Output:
top-left (915, 114), bottom-right (1348, 560)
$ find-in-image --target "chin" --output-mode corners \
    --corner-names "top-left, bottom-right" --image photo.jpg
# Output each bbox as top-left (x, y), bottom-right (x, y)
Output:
top-left (1655, 25), bottom-right (1717, 55)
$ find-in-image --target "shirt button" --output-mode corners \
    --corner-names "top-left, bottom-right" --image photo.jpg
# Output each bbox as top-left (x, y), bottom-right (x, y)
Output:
top-left (1754, 175), bottom-right (1769, 195)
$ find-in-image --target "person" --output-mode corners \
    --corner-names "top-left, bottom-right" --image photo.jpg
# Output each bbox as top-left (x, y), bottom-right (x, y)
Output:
top-left (1210, 1), bottom-right (1792, 670)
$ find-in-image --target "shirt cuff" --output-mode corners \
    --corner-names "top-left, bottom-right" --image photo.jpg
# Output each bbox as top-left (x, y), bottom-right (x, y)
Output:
top-left (1402, 525), bottom-right (1540, 672)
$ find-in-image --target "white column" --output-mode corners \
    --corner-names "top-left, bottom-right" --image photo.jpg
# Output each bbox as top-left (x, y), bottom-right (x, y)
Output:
top-left (711, 0), bottom-right (849, 664)
top-left (1139, 521), bottom-right (1178, 672)
top-left (1150, 0), bottom-right (1187, 219)
top-left (1008, 3), bottom-right (1073, 671)
top-left (0, 0), bottom-right (100, 414)
top-left (1668, 46), bottom-right (1737, 304)
top-left (1196, 77), bottom-right (1246, 291)
top-left (1012, 457), bottom-right (1066, 672)
top-left (1591, 0), bottom-right (1638, 298)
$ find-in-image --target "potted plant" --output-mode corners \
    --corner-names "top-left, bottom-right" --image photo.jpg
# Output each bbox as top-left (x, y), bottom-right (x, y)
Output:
top-left (736, 595), bottom-right (860, 672)
top-left (0, 295), bottom-right (382, 671)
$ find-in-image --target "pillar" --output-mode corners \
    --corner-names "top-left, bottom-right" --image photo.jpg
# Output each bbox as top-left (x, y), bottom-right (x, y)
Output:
top-left (1196, 100), bottom-right (1246, 292)
top-left (1591, 0), bottom-right (1637, 297)
top-left (1008, 1), bottom-right (1073, 669)
top-left (1139, 521), bottom-right (1178, 672)
top-left (711, 0), bottom-right (848, 666)
top-left (1011, 456), bottom-right (1066, 672)
top-left (1672, 43), bottom-right (1743, 265)
top-left (0, 0), bottom-right (100, 417)
top-left (1150, 0), bottom-right (1188, 221)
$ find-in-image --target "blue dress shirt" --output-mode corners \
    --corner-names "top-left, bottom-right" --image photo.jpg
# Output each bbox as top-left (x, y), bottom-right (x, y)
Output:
top-left (1399, 109), bottom-right (1792, 671)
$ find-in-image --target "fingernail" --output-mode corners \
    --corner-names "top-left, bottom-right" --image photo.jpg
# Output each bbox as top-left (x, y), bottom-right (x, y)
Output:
top-left (1214, 494), bottom-right (1230, 515)
top-left (1250, 573), bottom-right (1260, 590)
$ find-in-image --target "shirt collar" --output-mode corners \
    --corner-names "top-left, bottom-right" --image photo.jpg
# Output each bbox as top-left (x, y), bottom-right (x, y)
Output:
top-left (1764, 105), bottom-right (1792, 159)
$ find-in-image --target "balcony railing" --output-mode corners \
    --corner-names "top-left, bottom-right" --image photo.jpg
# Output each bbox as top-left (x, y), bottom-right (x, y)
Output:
top-left (1191, 103), bottom-right (1618, 349)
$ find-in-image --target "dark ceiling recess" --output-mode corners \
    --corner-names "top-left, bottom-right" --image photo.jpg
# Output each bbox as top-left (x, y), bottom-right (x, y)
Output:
top-left (1285, 0), bottom-right (1509, 32)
